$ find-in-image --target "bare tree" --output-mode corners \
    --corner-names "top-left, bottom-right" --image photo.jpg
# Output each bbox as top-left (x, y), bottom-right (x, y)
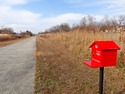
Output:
top-left (80, 17), bottom-right (87, 26)
top-left (109, 17), bottom-right (118, 26)
top-left (59, 23), bottom-right (70, 32)
top-left (118, 15), bottom-right (125, 25)
top-left (20, 30), bottom-right (33, 36)
top-left (44, 23), bottom-right (70, 33)
top-left (87, 15), bottom-right (96, 25)
top-left (80, 15), bottom-right (96, 26)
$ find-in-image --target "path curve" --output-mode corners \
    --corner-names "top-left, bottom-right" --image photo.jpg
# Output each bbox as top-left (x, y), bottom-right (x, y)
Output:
top-left (0, 37), bottom-right (36, 94)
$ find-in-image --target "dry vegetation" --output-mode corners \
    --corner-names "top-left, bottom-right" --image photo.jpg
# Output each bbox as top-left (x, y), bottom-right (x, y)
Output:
top-left (35, 31), bottom-right (125, 94)
top-left (0, 27), bottom-right (34, 47)
top-left (0, 34), bottom-right (30, 47)
top-left (0, 34), bottom-right (25, 41)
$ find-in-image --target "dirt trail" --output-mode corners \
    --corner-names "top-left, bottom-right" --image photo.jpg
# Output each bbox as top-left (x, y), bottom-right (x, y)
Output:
top-left (0, 37), bottom-right (36, 94)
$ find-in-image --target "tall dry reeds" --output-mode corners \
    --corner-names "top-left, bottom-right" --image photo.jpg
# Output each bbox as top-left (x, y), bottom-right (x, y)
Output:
top-left (35, 31), bottom-right (125, 94)
top-left (44, 31), bottom-right (122, 61)
top-left (0, 34), bottom-right (26, 41)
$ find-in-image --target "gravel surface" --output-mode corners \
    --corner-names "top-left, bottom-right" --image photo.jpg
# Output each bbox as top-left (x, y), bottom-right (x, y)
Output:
top-left (0, 37), bottom-right (36, 94)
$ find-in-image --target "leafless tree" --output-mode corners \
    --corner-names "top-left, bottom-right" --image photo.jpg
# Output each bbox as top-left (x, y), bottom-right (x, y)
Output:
top-left (80, 17), bottom-right (87, 26)
top-left (118, 15), bottom-right (125, 25)
top-left (80, 15), bottom-right (96, 26)
top-left (44, 23), bottom-right (70, 33)
top-left (87, 15), bottom-right (96, 25)
top-left (110, 18), bottom-right (118, 26)
top-left (0, 27), bottom-right (16, 34)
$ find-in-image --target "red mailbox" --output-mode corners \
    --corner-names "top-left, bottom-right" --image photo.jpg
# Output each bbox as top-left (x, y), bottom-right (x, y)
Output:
top-left (84, 41), bottom-right (120, 68)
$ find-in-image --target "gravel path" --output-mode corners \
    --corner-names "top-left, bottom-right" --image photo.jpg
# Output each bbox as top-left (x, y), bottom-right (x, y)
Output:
top-left (0, 37), bottom-right (36, 94)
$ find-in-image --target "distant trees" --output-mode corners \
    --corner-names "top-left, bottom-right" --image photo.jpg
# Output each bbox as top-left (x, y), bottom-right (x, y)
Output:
top-left (74, 15), bottom-right (125, 32)
top-left (98, 15), bottom-right (125, 32)
top-left (20, 30), bottom-right (33, 36)
top-left (78, 15), bottom-right (97, 32)
top-left (39, 14), bottom-right (125, 34)
top-left (118, 15), bottom-right (125, 25)
top-left (0, 27), bottom-right (16, 34)
top-left (44, 23), bottom-right (70, 33)
top-left (0, 27), bottom-right (34, 36)
top-left (80, 17), bottom-right (87, 26)
top-left (80, 15), bottom-right (96, 26)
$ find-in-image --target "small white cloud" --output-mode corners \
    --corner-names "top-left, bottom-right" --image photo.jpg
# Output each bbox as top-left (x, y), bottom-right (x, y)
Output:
top-left (105, 0), bottom-right (125, 7)
top-left (64, 0), bottom-right (83, 3)
top-left (42, 13), bottom-right (85, 25)
top-left (64, 0), bottom-right (125, 15)
top-left (0, 0), bottom-right (29, 5)
top-left (6, 24), bottom-right (42, 34)
top-left (101, 0), bottom-right (125, 14)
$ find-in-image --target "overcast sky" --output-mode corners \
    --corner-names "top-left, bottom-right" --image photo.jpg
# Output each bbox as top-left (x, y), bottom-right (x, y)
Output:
top-left (0, 0), bottom-right (125, 33)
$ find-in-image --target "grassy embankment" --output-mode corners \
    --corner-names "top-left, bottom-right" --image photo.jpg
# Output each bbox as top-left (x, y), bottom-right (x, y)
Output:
top-left (35, 31), bottom-right (125, 94)
top-left (0, 34), bottom-right (30, 47)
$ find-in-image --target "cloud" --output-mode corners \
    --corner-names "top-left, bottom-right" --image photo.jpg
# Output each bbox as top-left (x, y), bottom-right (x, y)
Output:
top-left (0, 0), bottom-right (45, 34)
top-left (0, 0), bottom-right (112, 34)
top-left (5, 24), bottom-right (42, 33)
top-left (7, 13), bottom-right (86, 33)
top-left (39, 13), bottom-right (104, 31)
top-left (65, 0), bottom-right (125, 8)
top-left (42, 13), bottom-right (85, 24)
top-left (0, 7), bottom-right (104, 34)
top-left (0, 4), bottom-right (42, 33)
top-left (42, 13), bottom-right (104, 24)
top-left (0, 5), bottom-right (41, 24)
top-left (105, 0), bottom-right (125, 8)
top-left (0, 13), bottom-right (84, 33)
top-left (64, 0), bottom-right (125, 15)
top-left (64, 0), bottom-right (83, 3)
top-left (100, 0), bottom-right (125, 15)
top-left (39, 13), bottom-right (86, 31)
top-left (0, 0), bottom-right (29, 5)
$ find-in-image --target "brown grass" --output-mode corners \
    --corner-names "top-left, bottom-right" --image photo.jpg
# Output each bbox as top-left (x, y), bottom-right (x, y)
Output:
top-left (0, 34), bottom-right (26, 41)
top-left (35, 31), bottom-right (125, 94)
top-left (0, 35), bottom-right (30, 47)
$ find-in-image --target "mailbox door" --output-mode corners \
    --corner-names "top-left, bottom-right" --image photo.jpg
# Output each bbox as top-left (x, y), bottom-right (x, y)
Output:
top-left (102, 50), bottom-right (117, 67)
top-left (91, 45), bottom-right (102, 67)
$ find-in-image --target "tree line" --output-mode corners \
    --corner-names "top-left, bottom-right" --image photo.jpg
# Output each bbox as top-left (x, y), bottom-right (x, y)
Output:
top-left (0, 27), bottom-right (33, 36)
top-left (41, 15), bottom-right (125, 34)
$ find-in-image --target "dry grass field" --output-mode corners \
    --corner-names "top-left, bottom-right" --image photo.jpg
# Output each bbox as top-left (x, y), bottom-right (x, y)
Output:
top-left (0, 34), bottom-right (30, 47)
top-left (34, 31), bottom-right (125, 94)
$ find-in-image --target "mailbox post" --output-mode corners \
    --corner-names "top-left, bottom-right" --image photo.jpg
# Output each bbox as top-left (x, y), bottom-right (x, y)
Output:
top-left (99, 67), bottom-right (104, 94)
top-left (83, 41), bottom-right (120, 94)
